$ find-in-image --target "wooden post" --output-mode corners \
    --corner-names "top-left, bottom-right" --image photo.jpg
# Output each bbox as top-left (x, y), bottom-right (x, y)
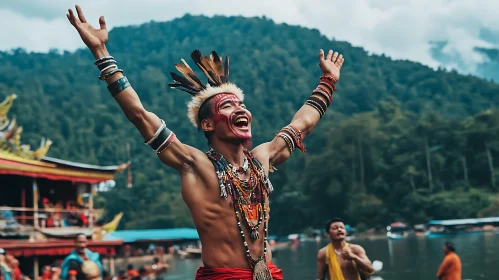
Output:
top-left (21, 187), bottom-right (26, 225)
top-left (33, 179), bottom-right (39, 229)
top-left (109, 255), bottom-right (115, 276)
top-left (34, 256), bottom-right (39, 280)
top-left (89, 191), bottom-right (94, 228)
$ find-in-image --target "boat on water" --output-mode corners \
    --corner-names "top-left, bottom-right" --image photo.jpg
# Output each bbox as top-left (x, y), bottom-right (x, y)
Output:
top-left (386, 222), bottom-right (409, 240)
top-left (425, 217), bottom-right (499, 238)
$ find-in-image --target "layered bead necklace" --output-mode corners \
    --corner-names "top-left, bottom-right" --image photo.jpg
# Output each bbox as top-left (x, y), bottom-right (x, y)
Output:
top-left (206, 148), bottom-right (274, 272)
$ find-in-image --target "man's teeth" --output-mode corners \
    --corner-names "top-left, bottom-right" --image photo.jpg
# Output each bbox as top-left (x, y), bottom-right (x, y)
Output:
top-left (234, 117), bottom-right (248, 125)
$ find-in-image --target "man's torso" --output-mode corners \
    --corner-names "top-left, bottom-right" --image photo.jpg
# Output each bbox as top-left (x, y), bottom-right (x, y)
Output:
top-left (181, 147), bottom-right (272, 269)
top-left (323, 244), bottom-right (362, 280)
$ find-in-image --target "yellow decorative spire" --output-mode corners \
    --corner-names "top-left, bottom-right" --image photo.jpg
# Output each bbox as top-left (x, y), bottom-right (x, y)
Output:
top-left (0, 94), bottom-right (17, 116)
top-left (0, 94), bottom-right (52, 160)
top-left (29, 138), bottom-right (53, 160)
top-left (101, 212), bottom-right (124, 234)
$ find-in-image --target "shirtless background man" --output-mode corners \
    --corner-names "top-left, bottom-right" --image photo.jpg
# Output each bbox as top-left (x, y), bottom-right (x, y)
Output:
top-left (66, 4), bottom-right (344, 279)
top-left (316, 218), bottom-right (374, 280)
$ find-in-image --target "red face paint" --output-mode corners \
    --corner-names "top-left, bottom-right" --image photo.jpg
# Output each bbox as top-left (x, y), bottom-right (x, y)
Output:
top-left (211, 93), bottom-right (252, 141)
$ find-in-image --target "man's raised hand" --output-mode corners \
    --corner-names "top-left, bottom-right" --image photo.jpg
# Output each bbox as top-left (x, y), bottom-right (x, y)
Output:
top-left (319, 49), bottom-right (345, 82)
top-left (67, 5), bottom-right (108, 57)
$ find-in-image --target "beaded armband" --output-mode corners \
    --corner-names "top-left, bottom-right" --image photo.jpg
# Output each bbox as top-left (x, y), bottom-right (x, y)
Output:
top-left (305, 75), bottom-right (337, 117)
top-left (144, 120), bottom-right (176, 154)
top-left (276, 125), bottom-right (306, 153)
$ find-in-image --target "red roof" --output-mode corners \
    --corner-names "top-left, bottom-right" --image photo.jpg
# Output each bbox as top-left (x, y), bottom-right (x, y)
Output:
top-left (0, 151), bottom-right (128, 184)
top-left (0, 240), bottom-right (123, 257)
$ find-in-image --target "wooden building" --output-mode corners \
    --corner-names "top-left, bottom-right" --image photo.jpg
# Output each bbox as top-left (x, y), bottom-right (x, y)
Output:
top-left (0, 94), bottom-right (126, 278)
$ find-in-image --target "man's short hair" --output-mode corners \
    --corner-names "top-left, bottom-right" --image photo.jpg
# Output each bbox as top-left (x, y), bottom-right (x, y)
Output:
top-left (74, 233), bottom-right (86, 241)
top-left (153, 257), bottom-right (160, 263)
top-left (445, 241), bottom-right (455, 252)
top-left (198, 96), bottom-right (216, 144)
top-left (324, 217), bottom-right (344, 233)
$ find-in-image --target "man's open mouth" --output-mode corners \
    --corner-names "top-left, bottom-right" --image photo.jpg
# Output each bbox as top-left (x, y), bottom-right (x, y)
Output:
top-left (233, 116), bottom-right (249, 127)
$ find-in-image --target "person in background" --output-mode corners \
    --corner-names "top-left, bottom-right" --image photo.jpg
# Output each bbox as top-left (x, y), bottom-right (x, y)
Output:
top-left (437, 241), bottom-right (462, 280)
top-left (126, 264), bottom-right (138, 279)
top-left (60, 234), bottom-right (104, 280)
top-left (138, 268), bottom-right (148, 280)
top-left (51, 260), bottom-right (63, 280)
top-left (316, 218), bottom-right (374, 280)
top-left (146, 247), bottom-right (168, 277)
top-left (41, 266), bottom-right (52, 280)
top-left (5, 255), bottom-right (21, 280)
top-left (0, 249), bottom-right (12, 280)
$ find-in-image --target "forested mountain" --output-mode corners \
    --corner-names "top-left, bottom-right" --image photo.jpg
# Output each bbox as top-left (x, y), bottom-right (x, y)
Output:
top-left (1, 15), bottom-right (498, 234)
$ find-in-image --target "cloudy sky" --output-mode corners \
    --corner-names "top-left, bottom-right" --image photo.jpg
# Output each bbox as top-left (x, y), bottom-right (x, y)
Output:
top-left (1, 0), bottom-right (498, 73)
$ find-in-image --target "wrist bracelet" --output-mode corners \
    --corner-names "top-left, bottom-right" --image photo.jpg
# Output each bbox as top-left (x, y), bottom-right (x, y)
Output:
top-left (99, 68), bottom-right (124, 81)
top-left (100, 64), bottom-right (118, 74)
top-left (97, 60), bottom-right (117, 71)
top-left (94, 56), bottom-right (114, 65)
top-left (320, 75), bottom-right (338, 84)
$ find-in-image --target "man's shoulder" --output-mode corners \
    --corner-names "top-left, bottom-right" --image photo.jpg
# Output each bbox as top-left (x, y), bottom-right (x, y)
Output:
top-left (451, 252), bottom-right (461, 261)
top-left (317, 245), bottom-right (328, 259)
top-left (349, 243), bottom-right (366, 253)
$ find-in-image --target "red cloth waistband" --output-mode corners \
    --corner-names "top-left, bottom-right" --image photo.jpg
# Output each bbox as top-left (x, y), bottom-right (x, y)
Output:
top-left (195, 262), bottom-right (283, 280)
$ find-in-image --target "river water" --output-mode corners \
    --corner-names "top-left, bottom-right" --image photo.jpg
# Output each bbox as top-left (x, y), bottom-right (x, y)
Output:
top-left (162, 233), bottom-right (499, 279)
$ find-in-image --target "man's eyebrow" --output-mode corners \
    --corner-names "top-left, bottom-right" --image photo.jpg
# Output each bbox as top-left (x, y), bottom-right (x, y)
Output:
top-left (220, 99), bottom-right (240, 106)
top-left (220, 100), bottom-right (232, 106)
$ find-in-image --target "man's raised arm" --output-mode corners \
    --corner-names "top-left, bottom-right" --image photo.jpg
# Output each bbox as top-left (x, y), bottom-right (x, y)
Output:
top-left (253, 49), bottom-right (344, 167)
top-left (66, 5), bottom-right (194, 171)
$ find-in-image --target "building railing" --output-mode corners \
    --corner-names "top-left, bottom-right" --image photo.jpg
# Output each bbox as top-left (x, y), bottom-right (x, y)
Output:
top-left (0, 206), bottom-right (103, 229)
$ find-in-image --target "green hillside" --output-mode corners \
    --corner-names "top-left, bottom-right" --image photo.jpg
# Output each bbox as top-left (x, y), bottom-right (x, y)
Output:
top-left (0, 15), bottom-right (498, 234)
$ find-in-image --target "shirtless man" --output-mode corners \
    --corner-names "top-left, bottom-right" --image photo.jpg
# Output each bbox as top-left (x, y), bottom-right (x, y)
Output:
top-left (66, 5), bottom-right (344, 279)
top-left (316, 218), bottom-right (373, 280)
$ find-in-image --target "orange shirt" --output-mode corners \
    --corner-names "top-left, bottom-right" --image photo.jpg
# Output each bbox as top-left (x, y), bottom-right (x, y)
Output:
top-left (128, 269), bottom-right (139, 277)
top-left (437, 252), bottom-right (462, 280)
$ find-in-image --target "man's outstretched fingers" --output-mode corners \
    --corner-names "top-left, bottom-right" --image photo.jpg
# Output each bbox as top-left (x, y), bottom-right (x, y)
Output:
top-left (99, 16), bottom-right (107, 30)
top-left (326, 50), bottom-right (333, 60)
top-left (67, 9), bottom-right (78, 26)
top-left (339, 57), bottom-right (345, 66)
top-left (336, 54), bottom-right (343, 64)
top-left (75, 5), bottom-right (87, 23)
top-left (319, 49), bottom-right (325, 60)
top-left (332, 52), bottom-right (339, 62)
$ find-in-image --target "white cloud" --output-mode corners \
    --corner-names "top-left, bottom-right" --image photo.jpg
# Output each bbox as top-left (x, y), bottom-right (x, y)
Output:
top-left (0, 0), bottom-right (498, 72)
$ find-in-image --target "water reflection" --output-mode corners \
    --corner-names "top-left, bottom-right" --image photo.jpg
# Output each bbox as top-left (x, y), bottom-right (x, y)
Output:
top-left (162, 233), bottom-right (499, 280)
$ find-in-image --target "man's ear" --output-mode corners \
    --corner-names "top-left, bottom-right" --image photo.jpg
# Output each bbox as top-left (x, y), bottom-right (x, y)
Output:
top-left (201, 119), bottom-right (215, 132)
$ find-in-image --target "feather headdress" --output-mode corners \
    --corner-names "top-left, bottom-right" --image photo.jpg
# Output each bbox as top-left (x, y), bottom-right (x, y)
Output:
top-left (169, 50), bottom-right (244, 128)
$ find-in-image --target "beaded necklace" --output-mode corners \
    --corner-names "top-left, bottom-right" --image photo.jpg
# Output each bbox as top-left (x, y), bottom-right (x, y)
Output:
top-left (206, 148), bottom-right (274, 270)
